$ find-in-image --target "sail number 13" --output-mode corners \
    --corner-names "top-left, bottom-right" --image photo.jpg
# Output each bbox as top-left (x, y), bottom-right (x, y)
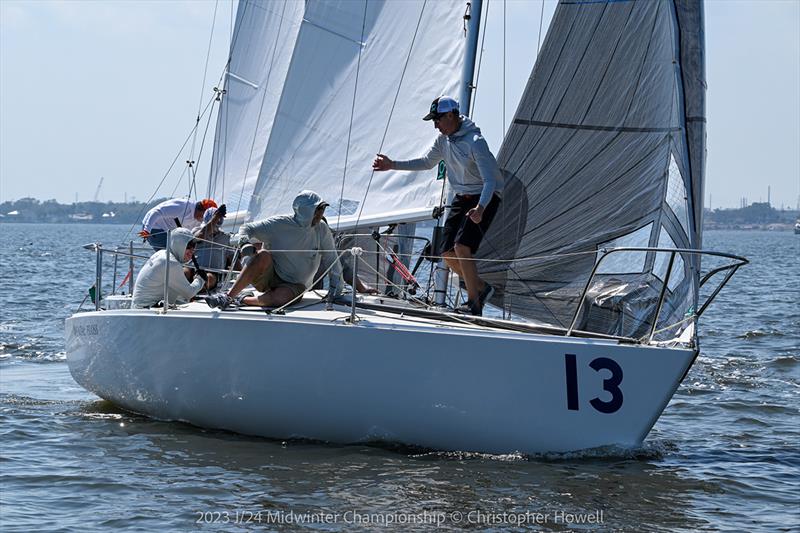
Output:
top-left (564, 354), bottom-right (623, 413)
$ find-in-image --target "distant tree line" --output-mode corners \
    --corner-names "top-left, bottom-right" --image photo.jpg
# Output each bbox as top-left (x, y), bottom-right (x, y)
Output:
top-left (0, 197), bottom-right (171, 224)
top-left (705, 202), bottom-right (798, 225)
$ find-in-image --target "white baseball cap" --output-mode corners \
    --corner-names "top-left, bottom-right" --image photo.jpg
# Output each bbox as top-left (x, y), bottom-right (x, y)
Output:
top-left (422, 96), bottom-right (459, 120)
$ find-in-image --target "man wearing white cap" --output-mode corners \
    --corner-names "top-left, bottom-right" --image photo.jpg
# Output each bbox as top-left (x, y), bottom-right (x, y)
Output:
top-left (139, 197), bottom-right (217, 250)
top-left (372, 96), bottom-right (504, 316)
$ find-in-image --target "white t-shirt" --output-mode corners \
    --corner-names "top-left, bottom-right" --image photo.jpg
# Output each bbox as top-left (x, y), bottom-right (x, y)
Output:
top-left (142, 198), bottom-right (200, 232)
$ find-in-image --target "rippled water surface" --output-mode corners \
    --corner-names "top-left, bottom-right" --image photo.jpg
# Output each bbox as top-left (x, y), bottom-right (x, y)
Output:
top-left (1, 224), bottom-right (798, 532)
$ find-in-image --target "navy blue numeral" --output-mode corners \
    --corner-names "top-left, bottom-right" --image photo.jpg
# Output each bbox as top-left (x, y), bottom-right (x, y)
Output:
top-left (564, 355), bottom-right (624, 414)
top-left (564, 354), bottom-right (579, 410)
top-left (589, 357), bottom-right (624, 413)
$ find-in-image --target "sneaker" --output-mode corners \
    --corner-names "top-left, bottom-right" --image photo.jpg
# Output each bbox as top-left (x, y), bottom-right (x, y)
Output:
top-left (478, 283), bottom-right (495, 307)
top-left (205, 293), bottom-right (233, 309)
top-left (455, 300), bottom-right (482, 316)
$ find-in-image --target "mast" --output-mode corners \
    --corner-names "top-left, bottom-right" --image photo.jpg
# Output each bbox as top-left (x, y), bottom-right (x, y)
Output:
top-left (459, 0), bottom-right (483, 117)
top-left (434, 0), bottom-right (484, 306)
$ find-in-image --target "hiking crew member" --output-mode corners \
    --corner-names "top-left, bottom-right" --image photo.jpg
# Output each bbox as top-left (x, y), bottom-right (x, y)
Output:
top-left (132, 228), bottom-right (204, 308)
top-left (192, 205), bottom-right (232, 292)
top-left (206, 190), bottom-right (344, 309)
top-left (140, 197), bottom-right (217, 250)
top-left (372, 96), bottom-right (504, 315)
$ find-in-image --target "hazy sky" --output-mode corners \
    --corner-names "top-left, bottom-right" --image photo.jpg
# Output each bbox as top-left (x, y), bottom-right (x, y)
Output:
top-left (1, 0), bottom-right (798, 209)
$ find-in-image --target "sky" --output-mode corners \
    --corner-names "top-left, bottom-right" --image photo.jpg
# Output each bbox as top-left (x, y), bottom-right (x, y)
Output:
top-left (1, 0), bottom-right (798, 210)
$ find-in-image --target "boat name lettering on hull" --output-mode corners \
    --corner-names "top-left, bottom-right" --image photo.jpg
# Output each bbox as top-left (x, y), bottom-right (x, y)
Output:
top-left (72, 323), bottom-right (99, 337)
top-left (564, 354), bottom-right (624, 414)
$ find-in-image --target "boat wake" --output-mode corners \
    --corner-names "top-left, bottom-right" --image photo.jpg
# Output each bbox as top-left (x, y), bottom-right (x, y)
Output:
top-left (410, 441), bottom-right (676, 462)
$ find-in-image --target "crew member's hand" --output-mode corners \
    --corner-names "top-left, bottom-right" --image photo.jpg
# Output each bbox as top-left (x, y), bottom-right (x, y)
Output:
top-left (372, 154), bottom-right (393, 171)
top-left (467, 205), bottom-right (485, 224)
top-left (215, 204), bottom-right (227, 222)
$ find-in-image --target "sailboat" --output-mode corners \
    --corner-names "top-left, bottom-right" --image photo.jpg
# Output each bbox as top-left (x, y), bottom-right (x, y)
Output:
top-left (65, 0), bottom-right (747, 454)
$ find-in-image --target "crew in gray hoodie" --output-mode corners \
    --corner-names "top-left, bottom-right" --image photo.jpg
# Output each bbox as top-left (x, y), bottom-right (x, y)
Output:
top-left (206, 190), bottom-right (344, 309)
top-left (372, 96), bottom-right (503, 316)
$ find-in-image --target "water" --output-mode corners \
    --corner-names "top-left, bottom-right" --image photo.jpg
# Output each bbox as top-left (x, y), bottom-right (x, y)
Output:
top-left (1, 223), bottom-right (798, 532)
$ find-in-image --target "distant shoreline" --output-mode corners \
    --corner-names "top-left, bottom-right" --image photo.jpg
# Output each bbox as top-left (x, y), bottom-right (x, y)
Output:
top-left (2, 198), bottom-right (798, 231)
top-left (0, 219), bottom-right (797, 233)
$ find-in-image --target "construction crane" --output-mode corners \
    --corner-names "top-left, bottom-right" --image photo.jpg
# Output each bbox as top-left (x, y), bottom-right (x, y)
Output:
top-left (93, 177), bottom-right (104, 202)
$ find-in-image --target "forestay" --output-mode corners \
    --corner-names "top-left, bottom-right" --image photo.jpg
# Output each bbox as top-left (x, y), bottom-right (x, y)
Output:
top-left (246, 0), bottom-right (468, 226)
top-left (480, 0), bottom-right (706, 340)
top-left (207, 0), bottom-right (305, 218)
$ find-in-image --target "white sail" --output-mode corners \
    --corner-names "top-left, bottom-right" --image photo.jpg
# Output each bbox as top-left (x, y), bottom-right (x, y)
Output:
top-left (207, 0), bottom-right (305, 217)
top-left (248, 0), bottom-right (468, 226)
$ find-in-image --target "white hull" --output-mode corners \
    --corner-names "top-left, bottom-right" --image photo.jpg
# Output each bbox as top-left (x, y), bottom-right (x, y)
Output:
top-left (65, 297), bottom-right (696, 454)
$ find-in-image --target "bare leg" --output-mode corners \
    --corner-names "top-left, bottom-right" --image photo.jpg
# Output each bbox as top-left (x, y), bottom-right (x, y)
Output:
top-left (242, 286), bottom-right (297, 308)
top-left (442, 250), bottom-right (463, 278)
top-left (229, 250), bottom-right (272, 298)
top-left (453, 243), bottom-right (485, 303)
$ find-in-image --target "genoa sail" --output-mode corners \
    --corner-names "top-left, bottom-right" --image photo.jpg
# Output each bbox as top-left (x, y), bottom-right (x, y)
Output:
top-left (480, 0), bottom-right (706, 340)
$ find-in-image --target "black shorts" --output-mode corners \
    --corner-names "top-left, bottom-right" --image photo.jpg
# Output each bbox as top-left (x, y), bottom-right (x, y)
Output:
top-left (441, 193), bottom-right (501, 254)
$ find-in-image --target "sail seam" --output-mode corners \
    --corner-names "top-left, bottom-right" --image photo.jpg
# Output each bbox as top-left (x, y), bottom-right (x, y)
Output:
top-left (562, 0), bottom-right (635, 4)
top-left (512, 119), bottom-right (681, 133)
top-left (301, 18), bottom-right (366, 46)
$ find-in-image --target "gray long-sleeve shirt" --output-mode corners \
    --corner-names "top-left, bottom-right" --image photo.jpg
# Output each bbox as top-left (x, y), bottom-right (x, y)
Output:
top-left (393, 117), bottom-right (504, 207)
top-left (235, 191), bottom-right (344, 291)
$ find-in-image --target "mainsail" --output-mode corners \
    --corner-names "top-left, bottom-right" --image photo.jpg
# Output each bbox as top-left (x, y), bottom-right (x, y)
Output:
top-left (481, 0), bottom-right (706, 339)
top-left (207, 0), bottom-right (304, 217)
top-left (246, 0), bottom-right (468, 226)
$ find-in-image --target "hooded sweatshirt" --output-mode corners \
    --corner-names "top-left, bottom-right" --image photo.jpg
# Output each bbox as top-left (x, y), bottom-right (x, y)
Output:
top-left (393, 116), bottom-right (504, 208)
top-left (132, 228), bottom-right (204, 308)
top-left (234, 191), bottom-right (344, 291)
